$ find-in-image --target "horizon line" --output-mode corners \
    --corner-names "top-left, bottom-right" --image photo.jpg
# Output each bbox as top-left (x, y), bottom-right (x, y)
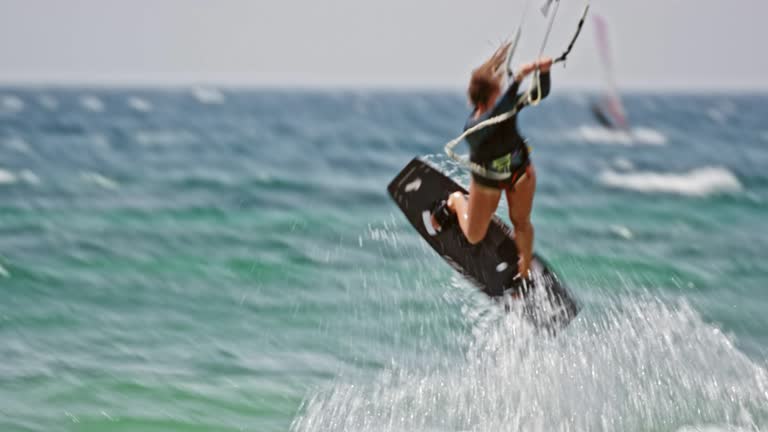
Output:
top-left (1, 79), bottom-right (768, 95)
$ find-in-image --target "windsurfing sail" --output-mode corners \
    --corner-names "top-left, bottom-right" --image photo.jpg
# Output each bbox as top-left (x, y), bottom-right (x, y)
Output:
top-left (591, 14), bottom-right (629, 130)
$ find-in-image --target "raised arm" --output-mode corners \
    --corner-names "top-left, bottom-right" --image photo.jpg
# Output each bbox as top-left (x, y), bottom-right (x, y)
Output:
top-left (514, 57), bottom-right (553, 105)
top-left (492, 56), bottom-right (553, 115)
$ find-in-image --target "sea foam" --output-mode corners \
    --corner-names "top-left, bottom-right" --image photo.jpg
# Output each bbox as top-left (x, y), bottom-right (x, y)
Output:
top-left (575, 125), bottom-right (667, 146)
top-left (599, 167), bottom-right (742, 197)
top-left (192, 87), bottom-right (225, 104)
top-left (127, 96), bottom-right (153, 112)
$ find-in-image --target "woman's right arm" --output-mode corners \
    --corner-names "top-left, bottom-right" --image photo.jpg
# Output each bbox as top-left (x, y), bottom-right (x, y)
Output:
top-left (488, 57), bottom-right (554, 118)
top-left (514, 57), bottom-right (551, 83)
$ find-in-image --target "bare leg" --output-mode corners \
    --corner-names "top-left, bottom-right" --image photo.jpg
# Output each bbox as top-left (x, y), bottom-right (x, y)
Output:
top-left (448, 180), bottom-right (501, 244)
top-left (506, 165), bottom-right (537, 277)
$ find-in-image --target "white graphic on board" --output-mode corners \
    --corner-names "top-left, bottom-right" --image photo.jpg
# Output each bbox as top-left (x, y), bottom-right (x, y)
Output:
top-left (405, 178), bottom-right (422, 192)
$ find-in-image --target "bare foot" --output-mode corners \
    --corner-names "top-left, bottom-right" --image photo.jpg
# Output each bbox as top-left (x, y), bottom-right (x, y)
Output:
top-left (446, 191), bottom-right (463, 212)
top-left (517, 255), bottom-right (531, 280)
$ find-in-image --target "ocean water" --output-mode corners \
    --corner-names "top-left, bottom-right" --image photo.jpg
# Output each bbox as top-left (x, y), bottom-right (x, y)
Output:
top-left (1, 87), bottom-right (767, 432)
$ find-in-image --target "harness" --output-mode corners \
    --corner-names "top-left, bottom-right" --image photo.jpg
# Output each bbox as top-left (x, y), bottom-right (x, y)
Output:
top-left (444, 2), bottom-right (590, 182)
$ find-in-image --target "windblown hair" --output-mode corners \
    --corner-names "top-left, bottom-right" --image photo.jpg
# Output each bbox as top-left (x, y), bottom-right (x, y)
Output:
top-left (468, 68), bottom-right (501, 109)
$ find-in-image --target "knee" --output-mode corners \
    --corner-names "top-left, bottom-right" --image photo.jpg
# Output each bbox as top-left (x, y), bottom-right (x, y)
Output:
top-left (466, 227), bottom-right (488, 245)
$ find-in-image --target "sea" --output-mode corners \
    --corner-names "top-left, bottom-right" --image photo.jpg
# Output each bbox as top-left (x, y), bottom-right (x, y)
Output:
top-left (1, 86), bottom-right (767, 432)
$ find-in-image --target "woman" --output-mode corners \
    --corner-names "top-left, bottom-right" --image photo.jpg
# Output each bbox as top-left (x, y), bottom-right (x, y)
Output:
top-left (433, 42), bottom-right (553, 280)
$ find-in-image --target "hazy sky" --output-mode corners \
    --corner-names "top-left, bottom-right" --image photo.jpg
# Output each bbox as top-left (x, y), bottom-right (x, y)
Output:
top-left (1, 0), bottom-right (766, 90)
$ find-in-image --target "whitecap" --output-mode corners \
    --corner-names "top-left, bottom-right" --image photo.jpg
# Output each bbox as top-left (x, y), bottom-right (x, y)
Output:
top-left (135, 130), bottom-right (197, 146)
top-left (707, 101), bottom-right (737, 124)
top-left (0, 264), bottom-right (8, 278)
top-left (256, 172), bottom-right (271, 183)
top-left (2, 137), bottom-right (32, 153)
top-left (80, 96), bottom-right (105, 112)
top-left (613, 157), bottom-right (634, 171)
top-left (575, 125), bottom-right (633, 145)
top-left (609, 224), bottom-right (634, 239)
top-left (38, 94), bottom-right (59, 110)
top-left (18, 170), bottom-right (41, 185)
top-left (708, 108), bottom-right (726, 124)
top-left (0, 168), bottom-right (17, 184)
top-left (81, 172), bottom-right (119, 190)
top-left (631, 127), bottom-right (667, 145)
top-left (127, 96), bottom-right (153, 112)
top-left (191, 86), bottom-right (225, 104)
top-left (575, 125), bottom-right (667, 146)
top-left (599, 166), bottom-right (742, 197)
top-left (1, 95), bottom-right (24, 113)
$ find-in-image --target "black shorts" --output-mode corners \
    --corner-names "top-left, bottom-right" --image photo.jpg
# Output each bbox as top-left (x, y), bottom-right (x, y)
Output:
top-left (471, 146), bottom-right (531, 190)
top-left (471, 159), bottom-right (531, 190)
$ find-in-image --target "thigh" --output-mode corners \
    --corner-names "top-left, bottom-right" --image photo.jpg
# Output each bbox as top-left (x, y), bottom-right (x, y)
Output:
top-left (506, 164), bottom-right (537, 225)
top-left (467, 179), bottom-right (502, 234)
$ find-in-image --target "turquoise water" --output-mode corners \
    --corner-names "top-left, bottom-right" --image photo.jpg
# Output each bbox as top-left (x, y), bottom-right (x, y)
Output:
top-left (1, 88), bottom-right (767, 431)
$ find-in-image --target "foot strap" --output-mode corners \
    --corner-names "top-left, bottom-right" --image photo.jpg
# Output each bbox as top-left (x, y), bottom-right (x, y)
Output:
top-left (432, 199), bottom-right (456, 231)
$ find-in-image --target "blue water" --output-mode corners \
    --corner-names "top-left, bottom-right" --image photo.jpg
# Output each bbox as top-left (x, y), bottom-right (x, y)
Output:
top-left (1, 87), bottom-right (767, 431)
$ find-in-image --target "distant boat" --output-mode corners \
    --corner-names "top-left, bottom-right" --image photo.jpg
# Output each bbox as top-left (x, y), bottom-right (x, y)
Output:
top-left (591, 14), bottom-right (629, 131)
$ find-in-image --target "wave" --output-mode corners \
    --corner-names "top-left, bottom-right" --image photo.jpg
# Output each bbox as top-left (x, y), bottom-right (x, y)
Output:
top-left (134, 130), bottom-right (197, 146)
top-left (599, 167), bottom-right (742, 197)
top-left (18, 170), bottom-right (40, 185)
top-left (80, 95), bottom-right (105, 112)
top-left (38, 94), bottom-right (59, 110)
top-left (191, 87), bottom-right (225, 104)
top-left (575, 125), bottom-right (667, 146)
top-left (0, 168), bottom-right (40, 185)
top-left (612, 157), bottom-right (634, 171)
top-left (127, 96), bottom-right (153, 112)
top-left (0, 168), bottom-right (16, 184)
top-left (80, 171), bottom-right (119, 190)
top-left (292, 295), bottom-right (768, 432)
top-left (609, 224), bottom-right (634, 239)
top-left (1, 95), bottom-right (25, 113)
top-left (707, 101), bottom-right (738, 125)
top-left (2, 137), bottom-right (32, 154)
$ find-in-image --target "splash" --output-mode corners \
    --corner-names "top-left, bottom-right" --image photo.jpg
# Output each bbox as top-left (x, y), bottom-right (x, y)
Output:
top-left (292, 292), bottom-right (768, 432)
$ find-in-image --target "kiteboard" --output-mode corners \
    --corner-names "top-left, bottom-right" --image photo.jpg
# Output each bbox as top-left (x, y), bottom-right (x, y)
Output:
top-left (388, 158), bottom-right (579, 328)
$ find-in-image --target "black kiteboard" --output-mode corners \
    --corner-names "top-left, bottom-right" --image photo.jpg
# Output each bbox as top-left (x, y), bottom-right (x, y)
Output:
top-left (388, 158), bottom-right (579, 328)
